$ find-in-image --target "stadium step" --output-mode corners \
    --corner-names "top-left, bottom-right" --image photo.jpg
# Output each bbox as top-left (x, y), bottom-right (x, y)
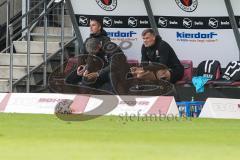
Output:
top-left (31, 27), bottom-right (73, 42)
top-left (0, 65), bottom-right (53, 79)
top-left (0, 79), bottom-right (9, 92)
top-left (0, 53), bottom-right (44, 66)
top-left (54, 15), bottom-right (72, 27)
top-left (0, 25), bottom-right (71, 92)
top-left (13, 41), bottom-right (60, 54)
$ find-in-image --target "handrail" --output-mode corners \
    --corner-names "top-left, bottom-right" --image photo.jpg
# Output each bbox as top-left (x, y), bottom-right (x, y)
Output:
top-left (29, 0), bottom-right (55, 33)
top-left (10, 0), bottom-right (45, 27)
top-left (12, 37), bottom-right (77, 87)
top-left (0, 1), bottom-right (6, 8)
top-left (0, 0), bottom-right (50, 53)
top-left (3, 0), bottom-right (81, 92)
top-left (0, 12), bottom-right (22, 42)
top-left (11, 0), bottom-right (60, 40)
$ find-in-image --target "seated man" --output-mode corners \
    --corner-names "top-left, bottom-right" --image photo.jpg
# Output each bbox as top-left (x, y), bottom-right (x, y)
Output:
top-left (131, 28), bottom-right (184, 83)
top-left (65, 38), bottom-right (129, 93)
top-left (65, 38), bottom-right (107, 88)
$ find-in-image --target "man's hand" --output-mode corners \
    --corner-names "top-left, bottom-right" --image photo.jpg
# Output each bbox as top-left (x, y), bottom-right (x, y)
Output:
top-left (84, 72), bottom-right (99, 80)
top-left (77, 65), bottom-right (86, 76)
top-left (156, 69), bottom-right (171, 81)
top-left (130, 67), bottom-right (144, 77)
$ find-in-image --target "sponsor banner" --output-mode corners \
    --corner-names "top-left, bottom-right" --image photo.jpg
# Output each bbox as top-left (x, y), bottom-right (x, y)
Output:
top-left (77, 14), bottom-right (233, 29)
top-left (72, 95), bottom-right (178, 116)
top-left (71, 0), bottom-right (147, 15)
top-left (0, 93), bottom-right (178, 116)
top-left (151, 0), bottom-right (239, 67)
top-left (79, 27), bottom-right (143, 60)
top-left (199, 98), bottom-right (240, 119)
top-left (4, 93), bottom-right (76, 114)
top-left (0, 93), bottom-right (7, 102)
top-left (0, 93), bottom-right (9, 112)
top-left (77, 15), bottom-right (150, 28)
top-left (159, 29), bottom-right (239, 67)
top-left (71, 0), bottom-right (147, 61)
top-left (71, 0), bottom-right (240, 67)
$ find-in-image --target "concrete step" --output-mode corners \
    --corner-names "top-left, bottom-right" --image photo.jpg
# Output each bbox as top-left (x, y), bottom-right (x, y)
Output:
top-left (0, 78), bottom-right (47, 93)
top-left (31, 27), bottom-right (73, 42)
top-left (0, 53), bottom-right (44, 66)
top-left (0, 66), bottom-right (52, 79)
top-left (31, 35), bottom-right (73, 42)
top-left (32, 27), bottom-right (73, 35)
top-left (55, 15), bottom-right (72, 27)
top-left (0, 79), bottom-right (9, 92)
top-left (0, 66), bottom-right (27, 79)
top-left (13, 41), bottom-right (60, 54)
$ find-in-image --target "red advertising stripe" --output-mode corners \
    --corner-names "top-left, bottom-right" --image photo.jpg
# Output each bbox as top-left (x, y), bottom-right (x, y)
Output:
top-left (0, 93), bottom-right (11, 112)
top-left (70, 95), bottom-right (90, 113)
top-left (147, 96), bottom-right (173, 115)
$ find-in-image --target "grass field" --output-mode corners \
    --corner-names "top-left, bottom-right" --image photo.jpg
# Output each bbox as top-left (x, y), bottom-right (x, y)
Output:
top-left (0, 113), bottom-right (240, 160)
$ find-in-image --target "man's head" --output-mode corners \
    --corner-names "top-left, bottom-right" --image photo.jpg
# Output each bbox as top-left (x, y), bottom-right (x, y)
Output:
top-left (85, 38), bottom-right (102, 54)
top-left (90, 18), bottom-right (103, 34)
top-left (141, 28), bottom-right (156, 47)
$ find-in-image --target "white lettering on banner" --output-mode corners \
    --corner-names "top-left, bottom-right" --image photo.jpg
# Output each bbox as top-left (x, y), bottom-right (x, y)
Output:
top-left (199, 98), bottom-right (240, 119)
top-left (194, 21), bottom-right (204, 26)
top-left (139, 20), bottom-right (148, 25)
top-left (169, 21), bottom-right (178, 25)
top-left (114, 20), bottom-right (123, 24)
top-left (221, 21), bottom-right (230, 25)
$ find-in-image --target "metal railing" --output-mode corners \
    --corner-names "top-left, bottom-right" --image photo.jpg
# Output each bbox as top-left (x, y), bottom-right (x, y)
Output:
top-left (3, 0), bottom-right (80, 92)
top-left (0, 0), bottom-right (10, 53)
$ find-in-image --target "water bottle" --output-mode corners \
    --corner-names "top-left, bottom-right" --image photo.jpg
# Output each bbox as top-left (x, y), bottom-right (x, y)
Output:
top-left (191, 96), bottom-right (198, 118)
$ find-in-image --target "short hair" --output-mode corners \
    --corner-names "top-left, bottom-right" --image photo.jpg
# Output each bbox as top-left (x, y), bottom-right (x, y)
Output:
top-left (141, 28), bottom-right (156, 36)
top-left (90, 17), bottom-right (103, 31)
top-left (85, 38), bottom-right (101, 54)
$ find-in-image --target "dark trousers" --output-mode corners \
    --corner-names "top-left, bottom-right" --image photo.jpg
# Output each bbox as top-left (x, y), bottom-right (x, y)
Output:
top-left (65, 68), bottom-right (113, 92)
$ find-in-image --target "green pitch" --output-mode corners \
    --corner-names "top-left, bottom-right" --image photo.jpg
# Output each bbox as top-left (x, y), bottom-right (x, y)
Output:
top-left (0, 113), bottom-right (240, 160)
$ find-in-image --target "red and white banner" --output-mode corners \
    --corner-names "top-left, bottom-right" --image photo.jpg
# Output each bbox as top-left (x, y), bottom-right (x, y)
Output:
top-left (0, 93), bottom-right (178, 116)
top-left (199, 98), bottom-right (240, 119)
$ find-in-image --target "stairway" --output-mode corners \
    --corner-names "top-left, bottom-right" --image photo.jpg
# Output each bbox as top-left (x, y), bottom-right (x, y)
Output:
top-left (0, 26), bottom-right (74, 92)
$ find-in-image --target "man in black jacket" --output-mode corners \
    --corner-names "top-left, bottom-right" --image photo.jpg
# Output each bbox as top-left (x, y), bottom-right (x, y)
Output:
top-left (65, 38), bottom-right (107, 87)
top-left (65, 38), bottom-right (129, 94)
top-left (132, 28), bottom-right (184, 83)
top-left (83, 18), bottom-right (110, 54)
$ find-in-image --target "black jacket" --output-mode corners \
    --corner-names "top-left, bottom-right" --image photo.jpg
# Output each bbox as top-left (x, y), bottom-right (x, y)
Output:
top-left (83, 29), bottom-right (110, 54)
top-left (141, 36), bottom-right (184, 83)
top-left (98, 47), bottom-right (127, 82)
top-left (83, 29), bottom-right (111, 80)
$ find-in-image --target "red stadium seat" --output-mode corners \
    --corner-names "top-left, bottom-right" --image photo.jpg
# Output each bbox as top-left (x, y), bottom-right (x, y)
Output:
top-left (64, 57), bottom-right (78, 75)
top-left (127, 59), bottom-right (139, 67)
top-left (176, 60), bottom-right (193, 85)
